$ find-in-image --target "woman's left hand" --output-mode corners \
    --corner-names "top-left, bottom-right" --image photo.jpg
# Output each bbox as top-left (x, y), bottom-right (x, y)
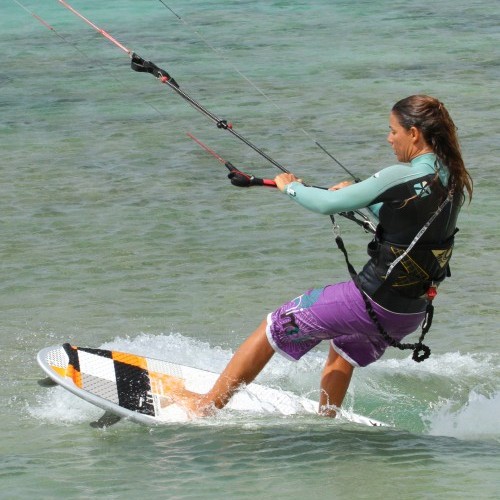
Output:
top-left (275, 173), bottom-right (302, 192)
top-left (329, 180), bottom-right (353, 191)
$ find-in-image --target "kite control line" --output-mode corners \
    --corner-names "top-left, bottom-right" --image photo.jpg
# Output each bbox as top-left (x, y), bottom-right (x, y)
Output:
top-left (59, 0), bottom-right (290, 175)
top-left (187, 133), bottom-right (277, 188)
top-left (186, 134), bottom-right (375, 238)
top-left (59, 0), bottom-right (131, 54)
top-left (155, 0), bottom-right (361, 184)
top-left (16, 0), bottom-right (375, 232)
top-left (187, 132), bottom-right (376, 231)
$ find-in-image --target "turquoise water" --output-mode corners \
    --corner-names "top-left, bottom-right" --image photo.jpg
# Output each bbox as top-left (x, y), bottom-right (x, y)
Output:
top-left (1, 0), bottom-right (499, 498)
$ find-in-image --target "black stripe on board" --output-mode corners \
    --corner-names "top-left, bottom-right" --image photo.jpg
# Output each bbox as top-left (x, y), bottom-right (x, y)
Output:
top-left (63, 343), bottom-right (80, 372)
top-left (114, 360), bottom-right (155, 416)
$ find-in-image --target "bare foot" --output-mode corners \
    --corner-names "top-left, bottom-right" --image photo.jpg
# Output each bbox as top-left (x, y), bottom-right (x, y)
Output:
top-left (160, 387), bottom-right (214, 417)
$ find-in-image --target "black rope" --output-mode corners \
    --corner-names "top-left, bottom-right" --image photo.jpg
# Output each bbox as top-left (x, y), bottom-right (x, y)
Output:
top-left (331, 215), bottom-right (432, 362)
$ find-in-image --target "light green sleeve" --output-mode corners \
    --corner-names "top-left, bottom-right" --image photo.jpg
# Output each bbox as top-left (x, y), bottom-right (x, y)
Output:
top-left (283, 163), bottom-right (431, 215)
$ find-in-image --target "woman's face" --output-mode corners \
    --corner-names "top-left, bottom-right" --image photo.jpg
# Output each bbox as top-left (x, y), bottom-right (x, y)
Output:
top-left (387, 112), bottom-right (416, 163)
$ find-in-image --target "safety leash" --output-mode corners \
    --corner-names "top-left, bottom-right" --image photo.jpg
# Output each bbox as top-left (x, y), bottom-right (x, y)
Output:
top-left (330, 215), bottom-right (433, 362)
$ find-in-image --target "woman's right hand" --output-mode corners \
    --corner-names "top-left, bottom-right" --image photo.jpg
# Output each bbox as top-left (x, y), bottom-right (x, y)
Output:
top-left (275, 173), bottom-right (302, 193)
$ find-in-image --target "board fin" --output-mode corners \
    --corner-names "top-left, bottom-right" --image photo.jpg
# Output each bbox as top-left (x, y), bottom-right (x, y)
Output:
top-left (38, 377), bottom-right (58, 387)
top-left (90, 411), bottom-right (122, 429)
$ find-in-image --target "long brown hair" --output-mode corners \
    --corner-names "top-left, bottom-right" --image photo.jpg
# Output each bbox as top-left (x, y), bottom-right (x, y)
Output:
top-left (392, 95), bottom-right (473, 203)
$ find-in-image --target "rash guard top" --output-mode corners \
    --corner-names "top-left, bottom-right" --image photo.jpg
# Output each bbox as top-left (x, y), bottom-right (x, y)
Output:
top-left (284, 153), bottom-right (461, 313)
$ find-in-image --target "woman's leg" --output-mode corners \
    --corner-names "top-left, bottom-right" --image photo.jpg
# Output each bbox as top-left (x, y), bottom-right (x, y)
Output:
top-left (319, 345), bottom-right (354, 417)
top-left (178, 318), bottom-right (275, 415)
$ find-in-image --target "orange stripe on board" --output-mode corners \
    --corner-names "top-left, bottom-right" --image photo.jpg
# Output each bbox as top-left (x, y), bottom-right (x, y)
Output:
top-left (111, 351), bottom-right (148, 370)
top-left (66, 364), bottom-right (82, 388)
top-left (149, 372), bottom-right (185, 397)
top-left (51, 365), bottom-right (66, 378)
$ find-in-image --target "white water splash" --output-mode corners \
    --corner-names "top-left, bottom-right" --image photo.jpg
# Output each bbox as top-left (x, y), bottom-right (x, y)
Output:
top-left (29, 386), bottom-right (101, 424)
top-left (424, 390), bottom-right (500, 441)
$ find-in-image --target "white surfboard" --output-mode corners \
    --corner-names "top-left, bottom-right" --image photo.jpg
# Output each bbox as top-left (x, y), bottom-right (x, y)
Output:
top-left (37, 344), bottom-right (387, 428)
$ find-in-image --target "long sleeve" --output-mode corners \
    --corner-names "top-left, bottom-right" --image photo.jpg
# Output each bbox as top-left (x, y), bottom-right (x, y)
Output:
top-left (283, 159), bottom-right (439, 215)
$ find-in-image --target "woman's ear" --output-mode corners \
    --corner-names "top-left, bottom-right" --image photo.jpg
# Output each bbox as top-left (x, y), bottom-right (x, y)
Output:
top-left (409, 126), bottom-right (420, 142)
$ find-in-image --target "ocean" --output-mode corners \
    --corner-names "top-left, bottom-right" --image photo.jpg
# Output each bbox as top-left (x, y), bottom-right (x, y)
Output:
top-left (1, 0), bottom-right (499, 498)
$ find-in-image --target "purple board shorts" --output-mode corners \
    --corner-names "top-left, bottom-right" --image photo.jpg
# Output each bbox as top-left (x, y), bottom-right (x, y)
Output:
top-left (266, 280), bottom-right (426, 367)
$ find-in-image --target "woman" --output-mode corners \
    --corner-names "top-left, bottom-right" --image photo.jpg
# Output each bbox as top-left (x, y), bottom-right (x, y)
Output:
top-left (175, 95), bottom-right (473, 417)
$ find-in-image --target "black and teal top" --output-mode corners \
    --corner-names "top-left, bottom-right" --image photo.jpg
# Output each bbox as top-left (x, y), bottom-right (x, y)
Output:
top-left (284, 153), bottom-right (460, 313)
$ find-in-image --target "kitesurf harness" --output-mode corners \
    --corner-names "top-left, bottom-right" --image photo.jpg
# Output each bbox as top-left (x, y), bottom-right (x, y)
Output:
top-left (330, 188), bottom-right (455, 362)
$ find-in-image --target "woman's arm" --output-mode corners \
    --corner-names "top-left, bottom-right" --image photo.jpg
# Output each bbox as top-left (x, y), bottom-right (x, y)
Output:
top-left (276, 163), bottom-right (428, 215)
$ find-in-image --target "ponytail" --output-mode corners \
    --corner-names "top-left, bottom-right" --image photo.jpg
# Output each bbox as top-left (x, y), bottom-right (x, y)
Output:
top-left (392, 95), bottom-right (473, 203)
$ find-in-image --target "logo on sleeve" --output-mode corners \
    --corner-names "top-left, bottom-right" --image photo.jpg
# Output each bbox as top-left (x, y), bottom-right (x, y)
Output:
top-left (413, 180), bottom-right (431, 198)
